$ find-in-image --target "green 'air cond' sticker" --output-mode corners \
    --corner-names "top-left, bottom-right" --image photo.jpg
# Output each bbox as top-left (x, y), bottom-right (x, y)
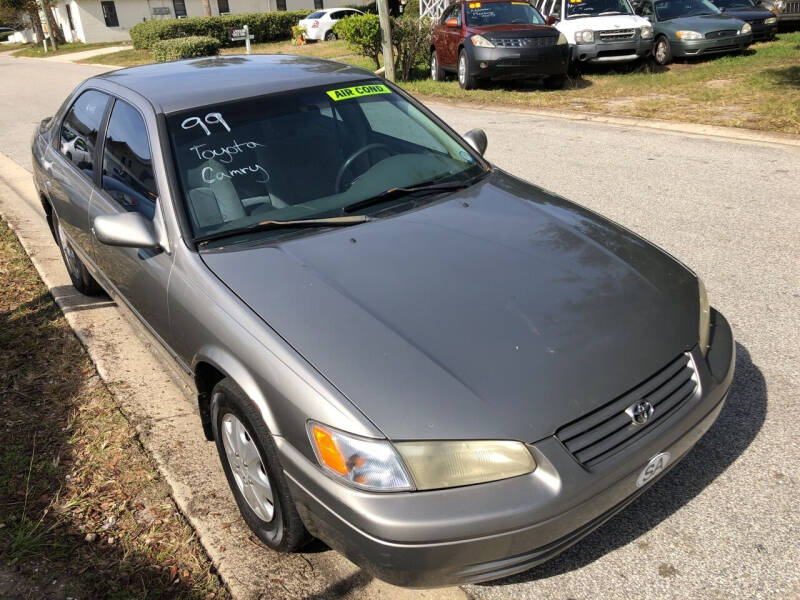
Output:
top-left (326, 84), bottom-right (391, 101)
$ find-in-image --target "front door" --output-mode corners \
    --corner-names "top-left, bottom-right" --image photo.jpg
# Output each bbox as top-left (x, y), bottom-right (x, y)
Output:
top-left (89, 97), bottom-right (174, 342)
top-left (442, 4), bottom-right (464, 66)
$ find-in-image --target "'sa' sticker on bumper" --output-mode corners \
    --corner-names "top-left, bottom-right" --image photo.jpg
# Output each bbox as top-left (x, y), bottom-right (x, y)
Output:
top-left (327, 84), bottom-right (391, 101)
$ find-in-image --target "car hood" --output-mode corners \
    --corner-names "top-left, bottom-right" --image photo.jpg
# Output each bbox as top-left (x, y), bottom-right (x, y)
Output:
top-left (466, 24), bottom-right (558, 36)
top-left (557, 14), bottom-right (650, 32)
top-left (661, 14), bottom-right (745, 30)
top-left (719, 8), bottom-right (773, 20)
top-left (201, 172), bottom-right (699, 442)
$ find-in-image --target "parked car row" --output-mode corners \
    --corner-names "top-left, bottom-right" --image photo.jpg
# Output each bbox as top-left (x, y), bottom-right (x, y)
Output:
top-left (299, 8), bottom-right (364, 41)
top-left (430, 0), bottom-right (783, 88)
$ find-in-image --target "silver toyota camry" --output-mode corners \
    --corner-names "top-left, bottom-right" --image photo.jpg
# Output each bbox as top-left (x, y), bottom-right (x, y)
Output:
top-left (31, 55), bottom-right (735, 587)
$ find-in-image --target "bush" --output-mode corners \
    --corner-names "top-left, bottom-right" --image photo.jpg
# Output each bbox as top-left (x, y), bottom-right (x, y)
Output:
top-left (392, 16), bottom-right (432, 81)
top-left (130, 11), bottom-right (312, 50)
top-left (152, 35), bottom-right (220, 62)
top-left (333, 13), bottom-right (382, 69)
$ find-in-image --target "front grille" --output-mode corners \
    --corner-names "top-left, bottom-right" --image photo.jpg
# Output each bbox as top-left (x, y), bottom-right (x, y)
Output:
top-left (598, 28), bottom-right (636, 41)
top-left (787, 1), bottom-right (800, 13)
top-left (492, 37), bottom-right (555, 48)
top-left (556, 353), bottom-right (698, 468)
top-left (706, 29), bottom-right (737, 38)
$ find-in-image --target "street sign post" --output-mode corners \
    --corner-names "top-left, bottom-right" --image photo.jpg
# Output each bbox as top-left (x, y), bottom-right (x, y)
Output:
top-left (228, 24), bottom-right (254, 54)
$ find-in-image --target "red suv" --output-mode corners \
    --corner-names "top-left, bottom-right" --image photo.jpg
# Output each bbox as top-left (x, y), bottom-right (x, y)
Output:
top-left (430, 0), bottom-right (569, 89)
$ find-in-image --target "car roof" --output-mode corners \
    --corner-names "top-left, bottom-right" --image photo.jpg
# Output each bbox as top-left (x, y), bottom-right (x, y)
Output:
top-left (94, 54), bottom-right (376, 114)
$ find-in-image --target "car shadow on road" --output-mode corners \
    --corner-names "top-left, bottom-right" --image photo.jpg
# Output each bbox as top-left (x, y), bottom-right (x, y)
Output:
top-left (478, 341), bottom-right (766, 587)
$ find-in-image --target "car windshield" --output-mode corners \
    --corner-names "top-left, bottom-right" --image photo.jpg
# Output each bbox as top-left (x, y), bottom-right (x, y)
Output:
top-left (167, 82), bottom-right (485, 243)
top-left (566, 0), bottom-right (634, 18)
top-left (711, 0), bottom-right (754, 8)
top-left (654, 0), bottom-right (720, 18)
top-left (464, 2), bottom-right (546, 25)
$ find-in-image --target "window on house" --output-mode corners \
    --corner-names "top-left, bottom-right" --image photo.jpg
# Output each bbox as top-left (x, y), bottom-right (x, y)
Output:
top-left (276, 0), bottom-right (287, 10)
top-left (173, 0), bottom-right (188, 17)
top-left (102, 100), bottom-right (158, 220)
top-left (314, 0), bottom-right (324, 8)
top-left (66, 4), bottom-right (75, 30)
top-left (101, 1), bottom-right (119, 26)
top-left (59, 90), bottom-right (111, 176)
top-left (217, 0), bottom-right (230, 13)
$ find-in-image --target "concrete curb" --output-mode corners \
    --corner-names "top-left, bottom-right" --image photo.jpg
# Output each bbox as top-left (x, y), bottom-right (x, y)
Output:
top-left (0, 151), bottom-right (467, 600)
top-left (419, 97), bottom-right (800, 149)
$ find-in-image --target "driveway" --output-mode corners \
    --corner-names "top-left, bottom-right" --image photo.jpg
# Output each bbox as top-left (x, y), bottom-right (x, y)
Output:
top-left (0, 54), bottom-right (798, 599)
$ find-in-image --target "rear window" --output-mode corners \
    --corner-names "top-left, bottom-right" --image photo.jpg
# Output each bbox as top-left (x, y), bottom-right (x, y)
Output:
top-left (465, 2), bottom-right (545, 25)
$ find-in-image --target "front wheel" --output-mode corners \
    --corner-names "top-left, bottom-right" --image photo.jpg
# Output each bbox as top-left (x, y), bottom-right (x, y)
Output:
top-left (430, 49), bottom-right (445, 81)
top-left (653, 36), bottom-right (672, 66)
top-left (211, 378), bottom-right (311, 552)
top-left (544, 74), bottom-right (566, 89)
top-left (457, 49), bottom-right (478, 90)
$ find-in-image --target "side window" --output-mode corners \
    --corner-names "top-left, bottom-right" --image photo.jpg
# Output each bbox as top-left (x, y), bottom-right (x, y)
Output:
top-left (441, 4), bottom-right (455, 23)
top-left (59, 90), bottom-right (110, 176)
top-left (101, 1), bottom-right (119, 26)
top-left (101, 100), bottom-right (158, 220)
top-left (639, 0), bottom-right (653, 16)
top-left (276, 0), bottom-right (287, 10)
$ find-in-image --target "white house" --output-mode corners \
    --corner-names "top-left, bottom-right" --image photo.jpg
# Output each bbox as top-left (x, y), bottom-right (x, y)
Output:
top-left (12, 0), bottom-right (369, 44)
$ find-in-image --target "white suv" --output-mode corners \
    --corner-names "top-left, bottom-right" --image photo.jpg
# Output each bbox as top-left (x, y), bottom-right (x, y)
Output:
top-left (299, 8), bottom-right (364, 42)
top-left (534, 0), bottom-right (653, 66)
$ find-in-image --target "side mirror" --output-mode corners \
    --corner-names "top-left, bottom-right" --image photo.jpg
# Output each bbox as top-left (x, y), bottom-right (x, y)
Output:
top-left (463, 128), bottom-right (488, 156)
top-left (546, 14), bottom-right (558, 24)
top-left (93, 212), bottom-right (160, 249)
top-left (445, 17), bottom-right (459, 27)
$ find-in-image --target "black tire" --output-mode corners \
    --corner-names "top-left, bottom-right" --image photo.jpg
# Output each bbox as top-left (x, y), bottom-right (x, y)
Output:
top-left (53, 212), bottom-right (102, 296)
top-left (211, 378), bottom-right (311, 552)
top-left (457, 49), bottom-right (478, 90)
top-left (544, 74), bottom-right (566, 89)
top-left (324, 29), bottom-right (337, 41)
top-left (654, 35), bottom-right (672, 66)
top-left (430, 49), bottom-right (445, 81)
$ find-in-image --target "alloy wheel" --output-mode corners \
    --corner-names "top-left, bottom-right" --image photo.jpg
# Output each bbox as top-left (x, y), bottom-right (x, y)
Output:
top-left (655, 40), bottom-right (667, 64)
top-left (458, 55), bottom-right (466, 85)
top-left (221, 413), bottom-right (275, 522)
top-left (431, 54), bottom-right (437, 80)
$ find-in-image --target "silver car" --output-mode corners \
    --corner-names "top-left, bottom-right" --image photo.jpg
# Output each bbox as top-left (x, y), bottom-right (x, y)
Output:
top-left (31, 55), bottom-right (735, 587)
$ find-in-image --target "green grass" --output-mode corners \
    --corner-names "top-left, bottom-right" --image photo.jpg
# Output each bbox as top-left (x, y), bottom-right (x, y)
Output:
top-left (12, 41), bottom-right (123, 58)
top-left (79, 32), bottom-right (800, 134)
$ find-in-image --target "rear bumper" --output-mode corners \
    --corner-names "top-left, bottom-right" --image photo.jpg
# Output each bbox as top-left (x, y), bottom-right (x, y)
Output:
top-left (672, 34), bottom-right (752, 57)
top-left (571, 38), bottom-right (652, 63)
top-left (467, 44), bottom-right (570, 79)
top-left (277, 309), bottom-right (736, 587)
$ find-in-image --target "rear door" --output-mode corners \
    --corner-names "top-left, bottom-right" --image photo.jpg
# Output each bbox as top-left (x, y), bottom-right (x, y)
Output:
top-left (47, 89), bottom-right (111, 260)
top-left (88, 96), bottom-right (174, 342)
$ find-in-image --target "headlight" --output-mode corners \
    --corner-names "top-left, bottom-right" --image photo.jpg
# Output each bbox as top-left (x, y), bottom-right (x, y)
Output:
top-left (471, 34), bottom-right (495, 48)
top-left (308, 422), bottom-right (413, 491)
top-left (575, 29), bottom-right (595, 43)
top-left (740, 22), bottom-right (752, 34)
top-left (396, 440), bottom-right (536, 490)
top-left (640, 25), bottom-right (654, 39)
top-left (676, 30), bottom-right (703, 39)
top-left (698, 278), bottom-right (711, 356)
top-left (764, 16), bottom-right (777, 23)
top-left (556, 32), bottom-right (567, 45)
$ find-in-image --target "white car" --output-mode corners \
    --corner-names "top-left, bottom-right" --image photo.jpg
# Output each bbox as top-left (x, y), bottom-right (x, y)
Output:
top-left (299, 8), bottom-right (364, 41)
top-left (534, 0), bottom-right (653, 66)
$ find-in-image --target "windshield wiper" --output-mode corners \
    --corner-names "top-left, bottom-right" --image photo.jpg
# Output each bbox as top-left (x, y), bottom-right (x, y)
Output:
top-left (342, 174), bottom-right (486, 214)
top-left (195, 215), bottom-right (372, 245)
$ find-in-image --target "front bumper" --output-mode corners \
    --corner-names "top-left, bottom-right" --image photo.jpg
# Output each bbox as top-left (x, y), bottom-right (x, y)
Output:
top-left (672, 33), bottom-right (752, 58)
top-left (571, 37), bottom-right (652, 63)
top-left (748, 21), bottom-right (778, 40)
top-left (467, 44), bottom-right (569, 80)
top-left (279, 309), bottom-right (735, 588)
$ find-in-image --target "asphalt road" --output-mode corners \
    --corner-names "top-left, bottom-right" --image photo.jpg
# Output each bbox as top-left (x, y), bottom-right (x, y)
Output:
top-left (1, 54), bottom-right (798, 600)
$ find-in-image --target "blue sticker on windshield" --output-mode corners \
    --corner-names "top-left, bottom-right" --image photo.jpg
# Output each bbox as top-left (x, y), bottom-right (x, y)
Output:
top-left (459, 150), bottom-right (474, 162)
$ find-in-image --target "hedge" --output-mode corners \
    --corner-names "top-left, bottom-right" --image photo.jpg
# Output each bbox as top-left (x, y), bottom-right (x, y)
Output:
top-left (152, 35), bottom-right (221, 62)
top-left (131, 11), bottom-right (312, 50)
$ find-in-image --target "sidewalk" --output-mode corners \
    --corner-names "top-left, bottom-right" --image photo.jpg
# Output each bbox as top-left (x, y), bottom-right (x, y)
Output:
top-left (41, 44), bottom-right (130, 62)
